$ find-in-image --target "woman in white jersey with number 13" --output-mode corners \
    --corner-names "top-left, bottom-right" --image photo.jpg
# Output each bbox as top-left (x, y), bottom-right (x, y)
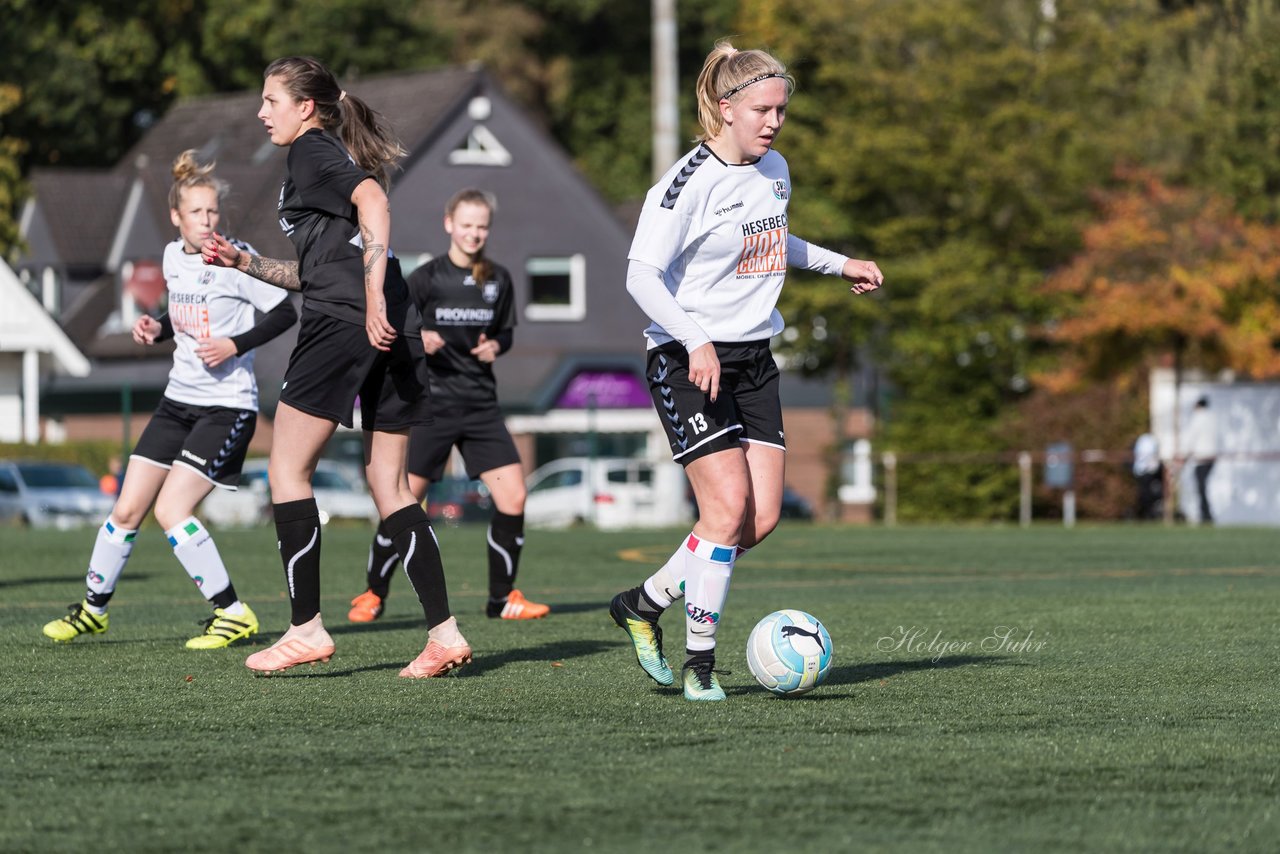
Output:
top-left (609, 40), bottom-right (882, 702)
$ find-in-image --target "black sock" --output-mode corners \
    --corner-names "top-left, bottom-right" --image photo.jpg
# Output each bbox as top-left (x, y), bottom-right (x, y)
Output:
top-left (85, 589), bottom-right (113, 610)
top-left (636, 586), bottom-right (664, 620)
top-left (366, 519), bottom-right (399, 599)
top-left (210, 583), bottom-right (238, 610)
top-left (685, 648), bottom-right (715, 668)
top-left (384, 503), bottom-right (451, 629)
top-left (486, 510), bottom-right (524, 601)
top-left (274, 498), bottom-right (322, 625)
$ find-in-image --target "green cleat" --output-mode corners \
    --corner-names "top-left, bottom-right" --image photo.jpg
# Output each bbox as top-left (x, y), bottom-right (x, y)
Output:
top-left (186, 604), bottom-right (259, 649)
top-left (682, 655), bottom-right (726, 702)
top-left (609, 589), bottom-right (674, 686)
top-left (43, 602), bottom-right (108, 643)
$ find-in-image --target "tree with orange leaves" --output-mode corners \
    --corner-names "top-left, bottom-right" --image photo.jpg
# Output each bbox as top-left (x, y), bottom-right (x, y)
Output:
top-left (1040, 169), bottom-right (1280, 392)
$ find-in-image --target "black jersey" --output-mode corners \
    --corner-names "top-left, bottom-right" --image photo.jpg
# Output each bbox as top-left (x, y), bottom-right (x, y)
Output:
top-left (407, 255), bottom-right (516, 406)
top-left (278, 128), bottom-right (414, 331)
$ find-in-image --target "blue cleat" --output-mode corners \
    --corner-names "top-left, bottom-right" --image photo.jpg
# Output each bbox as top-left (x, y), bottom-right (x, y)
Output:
top-left (610, 589), bottom-right (674, 686)
top-left (682, 655), bottom-right (726, 702)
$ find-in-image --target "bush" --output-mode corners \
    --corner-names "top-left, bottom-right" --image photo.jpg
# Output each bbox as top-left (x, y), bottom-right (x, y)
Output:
top-left (0, 441), bottom-right (122, 479)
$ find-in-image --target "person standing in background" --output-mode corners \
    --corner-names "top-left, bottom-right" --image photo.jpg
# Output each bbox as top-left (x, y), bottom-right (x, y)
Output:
top-left (348, 188), bottom-right (548, 624)
top-left (1184, 396), bottom-right (1218, 524)
top-left (1132, 432), bottom-right (1162, 521)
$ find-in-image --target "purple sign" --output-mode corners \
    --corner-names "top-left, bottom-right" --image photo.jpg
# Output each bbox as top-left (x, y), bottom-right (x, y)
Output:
top-left (556, 371), bottom-right (651, 409)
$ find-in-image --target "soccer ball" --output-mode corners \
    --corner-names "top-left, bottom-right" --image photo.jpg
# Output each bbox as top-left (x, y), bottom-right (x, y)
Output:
top-left (746, 609), bottom-right (833, 696)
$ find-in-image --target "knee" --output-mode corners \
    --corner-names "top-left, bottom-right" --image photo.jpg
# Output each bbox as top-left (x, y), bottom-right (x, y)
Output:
top-left (108, 500), bottom-right (148, 530)
top-left (153, 500), bottom-right (196, 532)
top-left (497, 483), bottom-right (526, 515)
top-left (696, 490), bottom-right (749, 542)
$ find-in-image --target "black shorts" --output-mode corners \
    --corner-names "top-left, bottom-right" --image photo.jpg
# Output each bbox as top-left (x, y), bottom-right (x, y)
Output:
top-left (280, 309), bottom-right (431, 431)
top-left (647, 339), bottom-right (785, 465)
top-left (406, 404), bottom-right (521, 481)
top-left (131, 397), bottom-right (256, 489)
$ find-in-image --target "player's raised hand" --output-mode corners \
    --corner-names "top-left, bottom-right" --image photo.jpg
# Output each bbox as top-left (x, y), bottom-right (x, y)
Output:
top-left (202, 233), bottom-right (241, 268)
top-left (421, 330), bottom-right (446, 355)
top-left (132, 315), bottom-right (162, 346)
top-left (471, 332), bottom-right (500, 363)
top-left (842, 258), bottom-right (883, 295)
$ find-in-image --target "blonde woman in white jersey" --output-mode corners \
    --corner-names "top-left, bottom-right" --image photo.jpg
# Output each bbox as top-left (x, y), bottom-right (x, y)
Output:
top-left (41, 150), bottom-right (296, 650)
top-left (610, 40), bottom-right (882, 701)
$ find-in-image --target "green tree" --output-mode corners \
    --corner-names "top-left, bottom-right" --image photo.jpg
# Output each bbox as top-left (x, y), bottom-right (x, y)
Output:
top-left (742, 0), bottom-right (1206, 519)
top-left (0, 82), bottom-right (25, 258)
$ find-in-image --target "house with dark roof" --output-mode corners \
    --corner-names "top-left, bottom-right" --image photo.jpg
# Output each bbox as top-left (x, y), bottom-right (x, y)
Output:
top-left (15, 65), bottom-right (876, 519)
top-left (15, 66), bottom-right (668, 465)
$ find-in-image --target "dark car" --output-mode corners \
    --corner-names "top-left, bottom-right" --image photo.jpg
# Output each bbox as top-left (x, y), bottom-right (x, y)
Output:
top-left (690, 483), bottom-right (814, 522)
top-left (779, 486), bottom-right (815, 520)
top-left (426, 477), bottom-right (492, 526)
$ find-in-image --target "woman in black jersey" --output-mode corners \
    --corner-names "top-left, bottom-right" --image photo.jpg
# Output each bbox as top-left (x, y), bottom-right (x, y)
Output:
top-left (348, 189), bottom-right (549, 624)
top-left (201, 56), bottom-right (469, 678)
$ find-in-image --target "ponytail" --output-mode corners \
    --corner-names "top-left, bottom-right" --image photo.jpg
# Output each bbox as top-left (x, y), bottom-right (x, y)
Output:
top-left (168, 149), bottom-right (226, 210)
top-left (694, 39), bottom-right (794, 142)
top-left (264, 56), bottom-right (406, 188)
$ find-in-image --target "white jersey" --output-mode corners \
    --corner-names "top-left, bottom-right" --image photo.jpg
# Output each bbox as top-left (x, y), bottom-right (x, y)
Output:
top-left (630, 144), bottom-right (839, 348)
top-left (161, 239), bottom-right (289, 411)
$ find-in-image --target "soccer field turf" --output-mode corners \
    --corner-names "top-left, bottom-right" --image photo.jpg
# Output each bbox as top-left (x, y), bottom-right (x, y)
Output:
top-left (2, 522), bottom-right (1276, 852)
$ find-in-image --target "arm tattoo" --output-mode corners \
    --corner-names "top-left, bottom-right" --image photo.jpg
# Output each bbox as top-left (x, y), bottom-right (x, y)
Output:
top-left (363, 244), bottom-right (386, 278)
top-left (359, 219), bottom-right (385, 281)
top-left (242, 255), bottom-right (301, 291)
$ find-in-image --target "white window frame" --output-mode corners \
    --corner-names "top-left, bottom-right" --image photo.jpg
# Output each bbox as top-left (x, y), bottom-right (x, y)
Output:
top-left (448, 125), bottom-right (512, 167)
top-left (524, 254), bottom-right (586, 322)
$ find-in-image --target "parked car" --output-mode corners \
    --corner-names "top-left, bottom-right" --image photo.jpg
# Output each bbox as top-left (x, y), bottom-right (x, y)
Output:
top-left (690, 483), bottom-right (815, 523)
top-left (0, 460), bottom-right (116, 529)
top-left (779, 486), bottom-right (815, 520)
top-left (426, 476), bottom-right (492, 526)
top-left (201, 459), bottom-right (379, 527)
top-left (524, 456), bottom-right (691, 530)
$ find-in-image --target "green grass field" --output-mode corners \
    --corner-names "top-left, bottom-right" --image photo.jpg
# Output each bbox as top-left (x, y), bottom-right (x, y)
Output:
top-left (2, 521), bottom-right (1277, 852)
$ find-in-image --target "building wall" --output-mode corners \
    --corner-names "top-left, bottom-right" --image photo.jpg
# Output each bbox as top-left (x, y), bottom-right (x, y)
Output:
top-left (781, 407), bottom-right (875, 521)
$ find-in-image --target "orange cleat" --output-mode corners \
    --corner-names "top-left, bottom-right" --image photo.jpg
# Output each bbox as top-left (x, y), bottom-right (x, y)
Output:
top-left (348, 590), bottom-right (384, 623)
top-left (245, 619), bottom-right (335, 675)
top-left (488, 589), bottom-right (551, 620)
top-left (399, 637), bottom-right (473, 678)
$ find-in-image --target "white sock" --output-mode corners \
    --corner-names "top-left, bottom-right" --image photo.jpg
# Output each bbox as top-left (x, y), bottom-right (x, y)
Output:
top-left (84, 519), bottom-right (138, 610)
top-left (643, 548), bottom-right (687, 609)
top-left (428, 615), bottom-right (464, 646)
top-left (682, 533), bottom-right (734, 654)
top-left (166, 516), bottom-right (232, 602)
top-left (648, 542), bottom-right (749, 608)
top-left (222, 600), bottom-right (246, 616)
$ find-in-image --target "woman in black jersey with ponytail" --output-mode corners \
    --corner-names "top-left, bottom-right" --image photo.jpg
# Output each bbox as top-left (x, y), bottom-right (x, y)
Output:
top-left (348, 189), bottom-right (549, 624)
top-left (202, 56), bottom-right (469, 678)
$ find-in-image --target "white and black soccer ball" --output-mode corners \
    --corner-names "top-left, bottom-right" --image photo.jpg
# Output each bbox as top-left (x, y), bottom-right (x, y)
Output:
top-left (746, 609), bottom-right (833, 696)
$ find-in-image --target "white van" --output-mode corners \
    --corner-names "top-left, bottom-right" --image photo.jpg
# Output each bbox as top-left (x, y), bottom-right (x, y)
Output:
top-left (524, 456), bottom-right (691, 530)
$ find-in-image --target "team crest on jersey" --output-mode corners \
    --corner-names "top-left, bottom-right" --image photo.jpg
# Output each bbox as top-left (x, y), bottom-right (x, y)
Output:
top-left (772, 179), bottom-right (789, 200)
top-left (199, 270), bottom-right (215, 286)
top-left (482, 281), bottom-right (499, 304)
